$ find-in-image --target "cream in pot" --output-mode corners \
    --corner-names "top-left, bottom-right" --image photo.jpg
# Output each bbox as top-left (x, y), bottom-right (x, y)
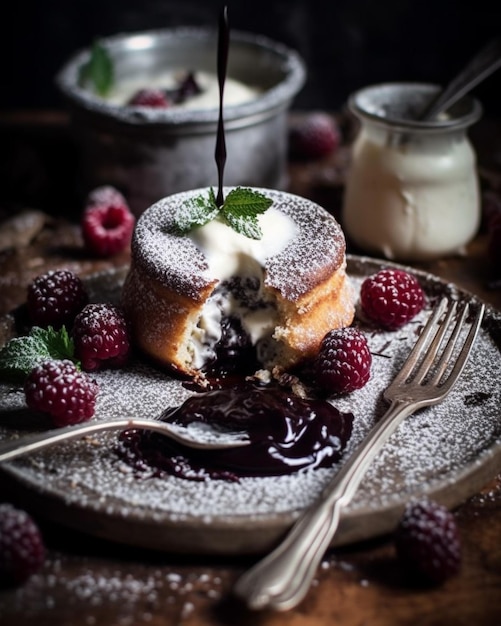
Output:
top-left (103, 70), bottom-right (260, 109)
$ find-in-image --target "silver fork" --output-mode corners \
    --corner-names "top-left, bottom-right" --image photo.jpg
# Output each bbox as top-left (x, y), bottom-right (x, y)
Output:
top-left (0, 416), bottom-right (249, 463)
top-left (234, 297), bottom-right (485, 612)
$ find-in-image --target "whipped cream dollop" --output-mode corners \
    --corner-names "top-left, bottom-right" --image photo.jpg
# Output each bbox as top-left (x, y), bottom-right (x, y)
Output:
top-left (189, 208), bottom-right (297, 279)
top-left (187, 208), bottom-right (298, 369)
top-left (104, 70), bottom-right (260, 109)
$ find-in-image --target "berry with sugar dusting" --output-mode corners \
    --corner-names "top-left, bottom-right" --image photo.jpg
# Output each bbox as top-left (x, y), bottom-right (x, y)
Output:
top-left (81, 196), bottom-right (135, 257)
top-left (289, 112), bottom-right (340, 160)
top-left (86, 185), bottom-right (127, 208)
top-left (27, 269), bottom-right (89, 330)
top-left (128, 88), bottom-right (171, 108)
top-left (360, 268), bottom-right (425, 329)
top-left (487, 212), bottom-right (501, 275)
top-left (395, 499), bottom-right (461, 584)
top-left (24, 359), bottom-right (98, 426)
top-left (0, 503), bottom-right (45, 587)
top-left (72, 303), bottom-right (130, 371)
top-left (314, 327), bottom-right (372, 394)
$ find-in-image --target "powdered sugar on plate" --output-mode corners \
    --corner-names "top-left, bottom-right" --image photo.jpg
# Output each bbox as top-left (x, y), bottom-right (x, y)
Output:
top-left (0, 257), bottom-right (500, 554)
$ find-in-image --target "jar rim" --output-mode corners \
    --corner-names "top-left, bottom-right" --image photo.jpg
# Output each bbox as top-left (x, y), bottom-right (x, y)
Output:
top-left (348, 82), bottom-right (482, 133)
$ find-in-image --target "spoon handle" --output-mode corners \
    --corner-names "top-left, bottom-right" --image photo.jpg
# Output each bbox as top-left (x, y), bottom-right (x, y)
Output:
top-left (0, 419), bottom-right (140, 463)
top-left (420, 37), bottom-right (501, 120)
top-left (0, 416), bottom-right (248, 462)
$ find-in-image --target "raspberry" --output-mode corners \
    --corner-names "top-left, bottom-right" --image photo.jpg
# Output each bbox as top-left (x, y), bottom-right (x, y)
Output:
top-left (86, 185), bottom-right (127, 208)
top-left (289, 112), bottom-right (340, 160)
top-left (0, 503), bottom-right (45, 587)
top-left (314, 327), bottom-right (372, 394)
top-left (27, 269), bottom-right (89, 329)
top-left (72, 303), bottom-right (130, 371)
top-left (395, 499), bottom-right (461, 584)
top-left (24, 359), bottom-right (98, 427)
top-left (360, 269), bottom-right (425, 329)
top-left (128, 88), bottom-right (171, 108)
top-left (487, 212), bottom-right (501, 275)
top-left (81, 197), bottom-right (135, 257)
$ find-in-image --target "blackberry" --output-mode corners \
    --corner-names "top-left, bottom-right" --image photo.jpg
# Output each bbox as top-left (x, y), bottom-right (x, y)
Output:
top-left (176, 72), bottom-right (202, 102)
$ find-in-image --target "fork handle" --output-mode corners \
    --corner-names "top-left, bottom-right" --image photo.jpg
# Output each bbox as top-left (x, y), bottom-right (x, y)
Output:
top-left (234, 399), bottom-right (415, 611)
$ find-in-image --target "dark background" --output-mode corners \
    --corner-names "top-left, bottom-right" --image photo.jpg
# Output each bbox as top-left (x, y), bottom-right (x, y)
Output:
top-left (3, 0), bottom-right (501, 115)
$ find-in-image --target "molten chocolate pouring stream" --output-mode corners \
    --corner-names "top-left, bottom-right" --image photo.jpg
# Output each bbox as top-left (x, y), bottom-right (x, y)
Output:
top-left (215, 5), bottom-right (229, 208)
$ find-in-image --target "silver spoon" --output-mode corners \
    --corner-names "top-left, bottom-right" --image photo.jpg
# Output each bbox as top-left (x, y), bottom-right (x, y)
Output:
top-left (0, 416), bottom-right (249, 463)
top-left (419, 37), bottom-right (501, 120)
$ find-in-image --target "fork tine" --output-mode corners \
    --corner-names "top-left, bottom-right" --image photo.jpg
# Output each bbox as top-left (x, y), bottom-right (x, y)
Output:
top-left (428, 302), bottom-right (470, 385)
top-left (435, 302), bottom-right (485, 396)
top-left (412, 300), bottom-right (458, 385)
top-left (390, 297), bottom-right (448, 386)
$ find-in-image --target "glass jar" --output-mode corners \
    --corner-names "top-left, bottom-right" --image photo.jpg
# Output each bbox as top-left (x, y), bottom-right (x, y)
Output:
top-left (342, 83), bottom-right (482, 261)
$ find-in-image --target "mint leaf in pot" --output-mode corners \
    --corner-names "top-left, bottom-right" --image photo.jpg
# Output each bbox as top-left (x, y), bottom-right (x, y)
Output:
top-left (0, 326), bottom-right (78, 383)
top-left (79, 41), bottom-right (114, 96)
top-left (174, 187), bottom-right (273, 239)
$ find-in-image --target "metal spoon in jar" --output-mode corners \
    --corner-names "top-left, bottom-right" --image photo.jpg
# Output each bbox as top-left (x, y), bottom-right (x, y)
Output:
top-left (419, 37), bottom-right (501, 120)
top-left (0, 416), bottom-right (249, 463)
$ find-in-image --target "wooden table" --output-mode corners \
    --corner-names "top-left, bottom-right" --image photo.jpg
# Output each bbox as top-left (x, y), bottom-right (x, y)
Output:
top-left (0, 111), bottom-right (500, 626)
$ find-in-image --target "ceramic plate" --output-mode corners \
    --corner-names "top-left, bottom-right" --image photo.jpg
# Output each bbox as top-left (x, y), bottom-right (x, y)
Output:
top-left (0, 256), bottom-right (500, 555)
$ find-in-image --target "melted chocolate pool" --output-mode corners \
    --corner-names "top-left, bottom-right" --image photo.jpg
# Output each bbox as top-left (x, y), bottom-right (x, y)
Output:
top-left (118, 383), bottom-right (353, 481)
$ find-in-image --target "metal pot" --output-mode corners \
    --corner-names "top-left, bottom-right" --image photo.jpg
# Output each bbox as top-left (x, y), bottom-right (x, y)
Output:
top-left (56, 27), bottom-right (306, 215)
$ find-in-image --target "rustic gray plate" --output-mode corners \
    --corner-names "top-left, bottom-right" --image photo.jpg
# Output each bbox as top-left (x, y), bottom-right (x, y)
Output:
top-left (0, 256), bottom-right (500, 555)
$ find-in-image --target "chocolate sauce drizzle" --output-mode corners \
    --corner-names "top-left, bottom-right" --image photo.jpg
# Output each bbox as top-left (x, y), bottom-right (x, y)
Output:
top-left (117, 383), bottom-right (354, 482)
top-left (116, 7), bottom-right (355, 484)
top-left (215, 5), bottom-right (229, 208)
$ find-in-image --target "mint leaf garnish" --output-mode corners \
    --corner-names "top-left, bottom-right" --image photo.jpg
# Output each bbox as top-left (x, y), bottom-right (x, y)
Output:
top-left (174, 187), bottom-right (220, 234)
top-left (79, 41), bottom-right (114, 96)
top-left (0, 326), bottom-right (78, 383)
top-left (223, 211), bottom-right (262, 240)
top-left (173, 187), bottom-right (273, 239)
top-left (221, 188), bottom-right (272, 239)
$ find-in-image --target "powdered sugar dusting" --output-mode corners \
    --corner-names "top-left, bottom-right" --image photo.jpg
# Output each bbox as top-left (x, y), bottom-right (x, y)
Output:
top-left (130, 187), bottom-right (346, 302)
top-left (0, 259), bottom-right (500, 554)
top-left (6, 552), bottom-right (230, 624)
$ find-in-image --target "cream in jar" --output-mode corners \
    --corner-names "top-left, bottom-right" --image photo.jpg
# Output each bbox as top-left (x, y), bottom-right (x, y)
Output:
top-left (342, 83), bottom-right (482, 261)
